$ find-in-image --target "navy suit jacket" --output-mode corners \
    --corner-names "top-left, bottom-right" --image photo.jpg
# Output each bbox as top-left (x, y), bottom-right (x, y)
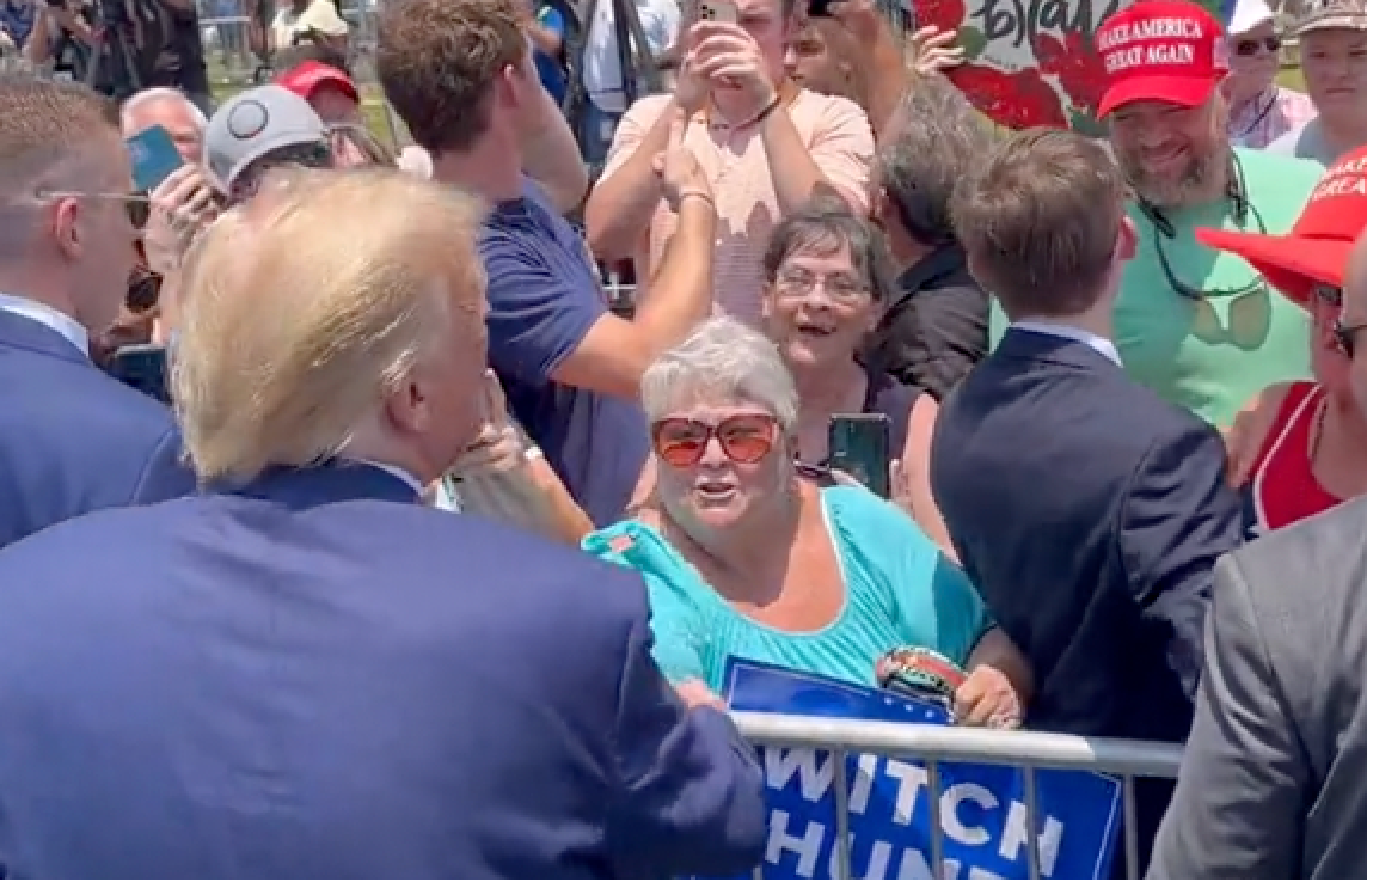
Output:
top-left (0, 310), bottom-right (193, 549)
top-left (0, 464), bottom-right (766, 880)
top-left (931, 329), bottom-right (1242, 870)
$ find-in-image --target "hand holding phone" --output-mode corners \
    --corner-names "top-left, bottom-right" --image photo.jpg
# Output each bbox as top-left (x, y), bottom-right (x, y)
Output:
top-left (127, 124), bottom-right (185, 194)
top-left (827, 413), bottom-right (891, 498)
top-left (698, 0), bottom-right (738, 22)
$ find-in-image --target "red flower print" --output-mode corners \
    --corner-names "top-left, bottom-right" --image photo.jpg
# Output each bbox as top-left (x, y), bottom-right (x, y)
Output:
top-left (1033, 31), bottom-right (1109, 115)
top-left (913, 0), bottom-right (965, 33)
top-left (946, 64), bottom-right (1069, 129)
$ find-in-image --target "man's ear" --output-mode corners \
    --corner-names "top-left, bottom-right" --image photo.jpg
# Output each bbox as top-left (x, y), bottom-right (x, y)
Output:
top-left (1115, 212), bottom-right (1138, 261)
top-left (52, 196), bottom-right (83, 262)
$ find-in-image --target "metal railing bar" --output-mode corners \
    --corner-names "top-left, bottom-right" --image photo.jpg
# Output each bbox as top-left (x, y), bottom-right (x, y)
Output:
top-left (924, 759), bottom-right (945, 877)
top-left (1122, 774), bottom-right (1140, 880)
top-left (831, 749), bottom-right (852, 880)
top-left (1022, 764), bottom-right (1041, 880)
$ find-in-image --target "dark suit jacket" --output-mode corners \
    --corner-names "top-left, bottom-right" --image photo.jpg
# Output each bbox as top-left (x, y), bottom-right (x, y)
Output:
top-left (869, 243), bottom-right (989, 401)
top-left (1149, 497), bottom-right (1366, 880)
top-left (930, 328), bottom-right (1242, 871)
top-left (0, 464), bottom-right (767, 880)
top-left (0, 309), bottom-right (192, 549)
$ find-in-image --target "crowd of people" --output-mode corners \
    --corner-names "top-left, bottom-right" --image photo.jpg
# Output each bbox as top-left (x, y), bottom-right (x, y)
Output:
top-left (0, 0), bottom-right (1367, 875)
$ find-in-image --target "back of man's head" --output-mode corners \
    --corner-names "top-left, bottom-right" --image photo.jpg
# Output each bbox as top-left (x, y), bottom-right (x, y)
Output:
top-left (876, 73), bottom-right (997, 249)
top-left (173, 168), bottom-right (490, 486)
top-left (375, 0), bottom-right (527, 154)
top-left (0, 74), bottom-right (133, 333)
top-left (953, 128), bottom-right (1126, 321)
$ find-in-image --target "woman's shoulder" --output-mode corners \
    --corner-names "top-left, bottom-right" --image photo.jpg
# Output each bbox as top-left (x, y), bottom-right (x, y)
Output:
top-left (582, 519), bottom-right (718, 607)
top-left (820, 484), bottom-right (936, 553)
top-left (1227, 380), bottom-right (1317, 484)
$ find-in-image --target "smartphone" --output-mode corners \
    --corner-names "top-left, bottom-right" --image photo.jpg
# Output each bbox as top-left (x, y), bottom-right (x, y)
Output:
top-left (106, 343), bottom-right (170, 404)
top-left (699, 0), bottom-right (739, 22)
top-left (827, 413), bottom-right (891, 498)
top-left (806, 0), bottom-right (836, 16)
top-left (127, 125), bottom-right (184, 194)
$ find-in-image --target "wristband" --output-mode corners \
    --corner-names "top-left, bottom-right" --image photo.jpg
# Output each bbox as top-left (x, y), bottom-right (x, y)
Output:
top-left (679, 191), bottom-right (715, 210)
top-left (744, 93), bottom-right (781, 128)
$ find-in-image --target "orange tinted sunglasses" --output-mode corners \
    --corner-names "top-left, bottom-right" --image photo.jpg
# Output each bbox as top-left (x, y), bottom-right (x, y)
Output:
top-left (651, 414), bottom-right (778, 467)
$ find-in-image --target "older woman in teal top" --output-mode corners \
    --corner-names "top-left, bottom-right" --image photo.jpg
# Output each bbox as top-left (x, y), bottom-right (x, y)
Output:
top-left (583, 316), bottom-right (1032, 727)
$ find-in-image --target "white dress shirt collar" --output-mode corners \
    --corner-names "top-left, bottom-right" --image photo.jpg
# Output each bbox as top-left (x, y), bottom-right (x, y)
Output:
top-left (356, 460), bottom-right (426, 497)
top-left (1012, 320), bottom-right (1122, 366)
top-left (0, 293), bottom-right (89, 358)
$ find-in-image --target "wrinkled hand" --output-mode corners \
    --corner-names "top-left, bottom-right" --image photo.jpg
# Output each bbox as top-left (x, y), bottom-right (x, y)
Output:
top-left (953, 665), bottom-right (1023, 729)
top-left (450, 370), bottom-right (527, 476)
top-left (142, 164), bottom-right (219, 276)
top-left (686, 20), bottom-right (775, 108)
top-left (909, 25), bottom-right (964, 74)
top-left (675, 678), bottom-right (727, 710)
top-left (652, 106), bottom-right (713, 212)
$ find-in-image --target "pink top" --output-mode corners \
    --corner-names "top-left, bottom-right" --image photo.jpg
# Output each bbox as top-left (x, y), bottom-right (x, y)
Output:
top-left (1228, 86), bottom-right (1316, 150)
top-left (599, 89), bottom-right (875, 324)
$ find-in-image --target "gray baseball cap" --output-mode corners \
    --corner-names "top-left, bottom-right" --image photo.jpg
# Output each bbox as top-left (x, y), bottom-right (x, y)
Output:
top-left (203, 85), bottom-right (329, 191)
top-left (1296, 0), bottom-right (1366, 34)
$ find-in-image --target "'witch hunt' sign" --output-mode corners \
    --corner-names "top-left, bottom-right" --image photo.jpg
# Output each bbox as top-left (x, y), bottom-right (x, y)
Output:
top-left (694, 661), bottom-right (1123, 880)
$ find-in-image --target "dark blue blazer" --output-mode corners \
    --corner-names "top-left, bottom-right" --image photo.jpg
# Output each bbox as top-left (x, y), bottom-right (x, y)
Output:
top-left (0, 310), bottom-right (193, 549)
top-left (931, 328), bottom-right (1242, 872)
top-left (0, 463), bottom-right (766, 880)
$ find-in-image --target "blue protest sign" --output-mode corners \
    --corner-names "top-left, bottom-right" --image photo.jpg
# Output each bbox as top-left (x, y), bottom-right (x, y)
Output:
top-left (705, 659), bottom-right (1123, 880)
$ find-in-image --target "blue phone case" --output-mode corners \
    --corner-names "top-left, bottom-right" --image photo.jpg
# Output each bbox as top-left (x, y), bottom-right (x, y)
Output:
top-left (127, 125), bottom-right (184, 193)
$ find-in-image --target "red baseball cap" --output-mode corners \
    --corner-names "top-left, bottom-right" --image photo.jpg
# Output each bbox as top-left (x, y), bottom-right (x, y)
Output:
top-left (1095, 0), bottom-right (1228, 118)
top-left (1197, 148), bottom-right (1367, 306)
top-left (276, 61), bottom-right (360, 106)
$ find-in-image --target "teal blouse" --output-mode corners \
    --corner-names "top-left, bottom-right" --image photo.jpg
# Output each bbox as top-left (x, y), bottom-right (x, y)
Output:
top-left (582, 485), bottom-right (989, 692)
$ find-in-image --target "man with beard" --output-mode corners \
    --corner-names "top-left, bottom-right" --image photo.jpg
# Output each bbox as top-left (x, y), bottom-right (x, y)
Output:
top-left (991, 0), bottom-right (1323, 429)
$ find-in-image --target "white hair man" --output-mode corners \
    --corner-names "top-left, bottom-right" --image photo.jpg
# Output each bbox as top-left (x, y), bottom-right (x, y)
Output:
top-left (120, 86), bottom-right (208, 164)
top-left (0, 73), bottom-right (192, 550)
top-left (989, 0), bottom-right (1325, 431)
top-left (0, 167), bottom-right (767, 880)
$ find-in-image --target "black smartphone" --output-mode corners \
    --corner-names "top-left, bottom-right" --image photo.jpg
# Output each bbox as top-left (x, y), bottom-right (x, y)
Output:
top-left (106, 343), bottom-right (170, 404)
top-left (806, 0), bottom-right (835, 17)
top-left (827, 413), bottom-right (890, 497)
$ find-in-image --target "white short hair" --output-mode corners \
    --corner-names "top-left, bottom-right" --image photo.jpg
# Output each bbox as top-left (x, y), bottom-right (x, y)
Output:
top-left (640, 316), bottom-right (800, 433)
top-left (120, 87), bottom-right (208, 133)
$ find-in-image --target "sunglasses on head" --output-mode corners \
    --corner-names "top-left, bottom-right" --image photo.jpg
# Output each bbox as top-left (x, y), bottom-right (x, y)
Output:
top-left (651, 413), bottom-right (778, 467)
top-left (1234, 36), bottom-right (1282, 56)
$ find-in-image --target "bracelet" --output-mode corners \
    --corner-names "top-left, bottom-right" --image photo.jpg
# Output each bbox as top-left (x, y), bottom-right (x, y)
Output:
top-left (679, 191), bottom-right (715, 210)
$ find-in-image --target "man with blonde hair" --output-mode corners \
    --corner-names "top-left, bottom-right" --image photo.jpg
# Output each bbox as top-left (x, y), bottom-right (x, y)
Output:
top-left (932, 128), bottom-right (1243, 875)
top-left (0, 168), bottom-right (766, 880)
top-left (0, 73), bottom-right (191, 550)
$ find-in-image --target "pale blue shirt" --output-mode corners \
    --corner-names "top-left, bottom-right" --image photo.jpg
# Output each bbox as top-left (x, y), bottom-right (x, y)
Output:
top-left (0, 293), bottom-right (88, 357)
top-left (1012, 320), bottom-right (1122, 366)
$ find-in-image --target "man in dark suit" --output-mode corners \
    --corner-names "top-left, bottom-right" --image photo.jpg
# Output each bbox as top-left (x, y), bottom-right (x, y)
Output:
top-left (0, 169), bottom-right (766, 880)
top-left (933, 130), bottom-right (1243, 873)
top-left (1148, 234), bottom-right (1368, 880)
top-left (0, 74), bottom-right (192, 550)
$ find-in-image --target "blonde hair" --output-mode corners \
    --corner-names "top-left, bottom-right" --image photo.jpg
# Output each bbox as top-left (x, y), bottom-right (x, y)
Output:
top-left (173, 167), bottom-right (488, 484)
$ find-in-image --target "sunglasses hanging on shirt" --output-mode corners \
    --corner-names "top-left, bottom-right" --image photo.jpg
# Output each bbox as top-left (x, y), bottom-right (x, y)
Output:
top-left (1138, 152), bottom-right (1273, 347)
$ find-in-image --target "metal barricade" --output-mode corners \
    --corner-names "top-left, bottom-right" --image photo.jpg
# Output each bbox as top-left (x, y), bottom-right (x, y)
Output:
top-left (730, 712), bottom-right (1183, 880)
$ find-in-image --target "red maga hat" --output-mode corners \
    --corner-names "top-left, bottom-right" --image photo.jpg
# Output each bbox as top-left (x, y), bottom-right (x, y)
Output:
top-left (1198, 148), bottom-right (1367, 306)
top-left (276, 61), bottom-right (360, 106)
top-left (1095, 0), bottom-right (1228, 118)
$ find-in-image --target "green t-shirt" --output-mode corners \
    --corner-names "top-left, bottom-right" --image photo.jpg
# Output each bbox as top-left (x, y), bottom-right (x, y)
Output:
top-left (989, 148), bottom-right (1323, 428)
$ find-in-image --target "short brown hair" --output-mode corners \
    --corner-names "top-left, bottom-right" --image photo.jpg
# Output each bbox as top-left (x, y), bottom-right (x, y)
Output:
top-left (952, 128), bottom-right (1123, 319)
top-left (375, 0), bottom-right (527, 153)
top-left (0, 73), bottom-right (117, 182)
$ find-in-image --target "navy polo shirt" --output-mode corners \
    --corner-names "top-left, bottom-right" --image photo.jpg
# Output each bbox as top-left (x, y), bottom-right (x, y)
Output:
top-left (477, 177), bottom-right (649, 528)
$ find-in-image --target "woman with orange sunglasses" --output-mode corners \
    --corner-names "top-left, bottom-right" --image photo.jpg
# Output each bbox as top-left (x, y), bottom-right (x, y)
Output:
top-left (582, 316), bottom-right (1031, 726)
top-left (1201, 148), bottom-right (1367, 537)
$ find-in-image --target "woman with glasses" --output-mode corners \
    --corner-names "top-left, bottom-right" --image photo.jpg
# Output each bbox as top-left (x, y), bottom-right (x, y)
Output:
top-left (1222, 0), bottom-right (1314, 149)
top-left (1203, 148), bottom-right (1367, 536)
top-left (582, 316), bottom-right (1030, 726)
top-left (760, 203), bottom-right (954, 558)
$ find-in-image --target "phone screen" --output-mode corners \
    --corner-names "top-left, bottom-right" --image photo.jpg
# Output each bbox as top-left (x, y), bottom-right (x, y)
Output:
top-left (127, 125), bottom-right (184, 193)
top-left (106, 344), bottom-right (170, 404)
top-left (827, 413), bottom-right (891, 498)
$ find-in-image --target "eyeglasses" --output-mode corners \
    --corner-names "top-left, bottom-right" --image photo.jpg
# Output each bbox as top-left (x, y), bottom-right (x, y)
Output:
top-left (774, 267), bottom-right (871, 303)
top-left (650, 414), bottom-right (778, 467)
top-left (1233, 36), bottom-right (1282, 56)
top-left (1334, 319), bottom-right (1366, 358)
top-left (40, 190), bottom-right (150, 229)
